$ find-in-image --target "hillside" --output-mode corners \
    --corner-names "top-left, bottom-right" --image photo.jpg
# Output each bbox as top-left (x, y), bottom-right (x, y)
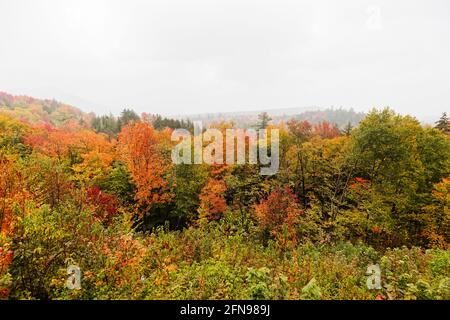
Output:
top-left (0, 92), bottom-right (94, 126)
top-left (0, 92), bottom-right (366, 130)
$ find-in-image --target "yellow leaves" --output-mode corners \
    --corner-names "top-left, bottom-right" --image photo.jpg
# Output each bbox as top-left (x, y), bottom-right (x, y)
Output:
top-left (72, 151), bottom-right (114, 185)
top-left (154, 277), bottom-right (163, 286)
top-left (420, 177), bottom-right (450, 249)
top-left (431, 178), bottom-right (450, 203)
top-left (164, 264), bottom-right (178, 272)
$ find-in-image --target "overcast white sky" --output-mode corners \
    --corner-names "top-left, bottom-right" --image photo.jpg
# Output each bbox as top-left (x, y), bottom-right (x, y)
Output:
top-left (0, 0), bottom-right (449, 118)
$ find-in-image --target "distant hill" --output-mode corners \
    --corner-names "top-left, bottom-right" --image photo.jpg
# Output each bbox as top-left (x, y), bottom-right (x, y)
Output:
top-left (0, 92), bottom-right (94, 126)
top-left (0, 91), bottom-right (367, 129)
top-left (286, 108), bottom-right (366, 127)
top-left (176, 107), bottom-right (366, 128)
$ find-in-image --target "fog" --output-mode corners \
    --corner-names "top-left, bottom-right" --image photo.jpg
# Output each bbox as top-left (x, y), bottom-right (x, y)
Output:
top-left (0, 0), bottom-right (449, 119)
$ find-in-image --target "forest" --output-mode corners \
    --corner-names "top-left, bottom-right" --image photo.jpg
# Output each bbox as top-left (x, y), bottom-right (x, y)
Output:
top-left (0, 93), bottom-right (449, 300)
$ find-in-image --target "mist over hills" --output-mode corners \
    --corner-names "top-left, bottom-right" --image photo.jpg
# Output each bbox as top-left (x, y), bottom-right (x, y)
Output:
top-left (0, 91), bottom-right (442, 130)
top-left (174, 106), bottom-right (366, 128)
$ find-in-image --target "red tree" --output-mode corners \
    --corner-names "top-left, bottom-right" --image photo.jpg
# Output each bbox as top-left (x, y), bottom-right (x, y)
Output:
top-left (254, 186), bottom-right (304, 244)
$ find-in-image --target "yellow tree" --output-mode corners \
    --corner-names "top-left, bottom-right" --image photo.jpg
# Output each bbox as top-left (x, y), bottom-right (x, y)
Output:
top-left (421, 178), bottom-right (450, 249)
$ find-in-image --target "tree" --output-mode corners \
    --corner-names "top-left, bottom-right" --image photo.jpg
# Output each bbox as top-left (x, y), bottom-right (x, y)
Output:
top-left (99, 162), bottom-right (136, 207)
top-left (257, 112), bottom-right (272, 130)
top-left (287, 119), bottom-right (312, 143)
top-left (117, 122), bottom-right (175, 214)
top-left (0, 115), bottom-right (29, 155)
top-left (254, 186), bottom-right (304, 246)
top-left (351, 108), bottom-right (423, 197)
top-left (118, 109), bottom-right (140, 130)
top-left (313, 121), bottom-right (341, 139)
top-left (416, 128), bottom-right (450, 193)
top-left (172, 163), bottom-right (208, 227)
top-left (342, 122), bottom-right (353, 137)
top-left (225, 165), bottom-right (268, 229)
top-left (92, 113), bottom-right (120, 138)
top-left (435, 112), bottom-right (449, 133)
top-left (197, 178), bottom-right (227, 225)
top-left (349, 108), bottom-right (450, 246)
top-left (0, 155), bottom-right (30, 298)
top-left (420, 178), bottom-right (450, 249)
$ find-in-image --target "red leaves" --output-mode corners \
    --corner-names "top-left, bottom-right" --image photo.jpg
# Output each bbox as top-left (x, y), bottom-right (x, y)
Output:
top-left (287, 120), bottom-right (340, 140)
top-left (287, 120), bottom-right (313, 141)
top-left (350, 177), bottom-right (370, 190)
top-left (0, 242), bottom-right (13, 298)
top-left (86, 186), bottom-right (118, 222)
top-left (313, 121), bottom-right (341, 139)
top-left (254, 186), bottom-right (303, 245)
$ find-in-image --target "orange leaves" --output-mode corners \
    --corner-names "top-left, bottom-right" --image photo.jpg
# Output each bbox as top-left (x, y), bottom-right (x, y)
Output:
top-left (117, 122), bottom-right (174, 209)
top-left (198, 178), bottom-right (227, 224)
top-left (25, 124), bottom-right (114, 159)
top-left (371, 226), bottom-right (382, 234)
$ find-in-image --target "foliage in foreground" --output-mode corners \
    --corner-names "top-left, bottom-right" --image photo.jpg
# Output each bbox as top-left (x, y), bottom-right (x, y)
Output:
top-left (3, 207), bottom-right (449, 300)
top-left (0, 105), bottom-right (449, 300)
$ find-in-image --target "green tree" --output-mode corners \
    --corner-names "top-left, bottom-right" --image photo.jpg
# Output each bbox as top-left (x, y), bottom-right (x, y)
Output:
top-left (92, 114), bottom-right (120, 138)
top-left (171, 163), bottom-right (208, 228)
top-left (118, 109), bottom-right (140, 131)
top-left (342, 122), bottom-right (353, 137)
top-left (435, 112), bottom-right (449, 133)
top-left (257, 112), bottom-right (272, 130)
top-left (225, 165), bottom-right (268, 229)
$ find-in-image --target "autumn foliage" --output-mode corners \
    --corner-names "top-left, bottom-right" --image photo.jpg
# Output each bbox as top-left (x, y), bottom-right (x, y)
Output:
top-left (118, 122), bottom-right (175, 210)
top-left (197, 178), bottom-right (228, 225)
top-left (0, 100), bottom-right (449, 300)
top-left (254, 186), bottom-right (304, 245)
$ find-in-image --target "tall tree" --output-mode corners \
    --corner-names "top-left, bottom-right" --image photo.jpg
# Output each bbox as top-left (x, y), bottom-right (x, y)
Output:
top-left (435, 112), bottom-right (449, 133)
top-left (117, 122), bottom-right (174, 213)
top-left (257, 112), bottom-right (272, 129)
top-left (118, 109), bottom-right (140, 131)
top-left (342, 122), bottom-right (353, 137)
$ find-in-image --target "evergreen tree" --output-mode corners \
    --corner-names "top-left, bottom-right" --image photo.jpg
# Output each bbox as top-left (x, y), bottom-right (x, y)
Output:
top-left (435, 112), bottom-right (449, 133)
top-left (118, 108), bottom-right (140, 130)
top-left (342, 121), bottom-right (353, 136)
top-left (92, 113), bottom-right (120, 137)
top-left (257, 112), bottom-right (272, 129)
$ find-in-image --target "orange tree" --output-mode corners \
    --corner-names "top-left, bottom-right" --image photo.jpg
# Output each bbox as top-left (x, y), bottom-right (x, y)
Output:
top-left (117, 122), bottom-right (175, 226)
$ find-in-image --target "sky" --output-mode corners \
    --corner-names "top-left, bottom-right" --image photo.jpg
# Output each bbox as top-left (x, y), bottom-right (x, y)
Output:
top-left (0, 0), bottom-right (449, 118)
